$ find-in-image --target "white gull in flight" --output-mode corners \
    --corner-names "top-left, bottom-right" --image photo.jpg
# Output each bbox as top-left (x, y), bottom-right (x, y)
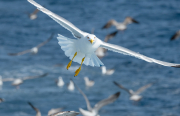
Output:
top-left (28, 0), bottom-right (180, 77)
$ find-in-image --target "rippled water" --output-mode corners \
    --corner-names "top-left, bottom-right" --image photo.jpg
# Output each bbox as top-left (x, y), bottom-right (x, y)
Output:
top-left (0, 0), bottom-right (180, 116)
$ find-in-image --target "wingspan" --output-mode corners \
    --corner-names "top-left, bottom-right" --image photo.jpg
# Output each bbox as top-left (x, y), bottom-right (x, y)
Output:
top-left (100, 42), bottom-right (180, 67)
top-left (8, 49), bottom-right (31, 56)
top-left (27, 0), bottom-right (86, 39)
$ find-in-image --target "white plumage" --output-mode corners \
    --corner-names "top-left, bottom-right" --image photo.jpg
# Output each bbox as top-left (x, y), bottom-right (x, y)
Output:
top-left (27, 0), bottom-right (180, 76)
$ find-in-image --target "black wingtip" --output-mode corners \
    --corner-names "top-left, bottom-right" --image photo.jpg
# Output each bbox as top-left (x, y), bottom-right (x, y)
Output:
top-left (115, 92), bottom-right (121, 97)
top-left (172, 65), bottom-right (180, 68)
top-left (113, 81), bottom-right (119, 86)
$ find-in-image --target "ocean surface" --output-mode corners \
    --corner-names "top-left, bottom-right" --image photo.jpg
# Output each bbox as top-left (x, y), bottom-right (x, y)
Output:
top-left (0, 0), bottom-right (180, 116)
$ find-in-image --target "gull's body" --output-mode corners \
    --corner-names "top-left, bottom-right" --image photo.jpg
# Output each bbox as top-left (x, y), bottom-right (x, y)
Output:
top-left (28, 8), bottom-right (39, 20)
top-left (68, 80), bottom-right (75, 91)
top-left (56, 76), bottom-right (64, 87)
top-left (3, 73), bottom-right (48, 89)
top-left (49, 111), bottom-right (79, 116)
top-left (28, 0), bottom-right (180, 76)
top-left (171, 30), bottom-right (180, 41)
top-left (84, 77), bottom-right (94, 87)
top-left (8, 33), bottom-right (54, 56)
top-left (102, 17), bottom-right (139, 31)
top-left (101, 66), bottom-right (115, 75)
top-left (73, 80), bottom-right (120, 116)
top-left (114, 81), bottom-right (153, 101)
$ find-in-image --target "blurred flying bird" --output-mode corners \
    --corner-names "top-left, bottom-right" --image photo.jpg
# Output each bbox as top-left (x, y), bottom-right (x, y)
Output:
top-left (67, 80), bottom-right (75, 91)
top-left (3, 73), bottom-right (48, 89)
top-left (101, 66), bottom-right (115, 75)
top-left (49, 111), bottom-right (79, 116)
top-left (0, 76), bottom-right (3, 86)
top-left (170, 30), bottom-right (180, 41)
top-left (27, 8), bottom-right (40, 20)
top-left (95, 31), bottom-right (118, 59)
top-left (73, 80), bottom-right (120, 116)
top-left (113, 81), bottom-right (153, 101)
top-left (102, 17), bottom-right (139, 31)
top-left (28, 0), bottom-right (180, 77)
top-left (8, 33), bottom-right (54, 56)
top-left (28, 102), bottom-right (64, 116)
top-left (84, 77), bottom-right (94, 87)
top-left (56, 76), bottom-right (64, 87)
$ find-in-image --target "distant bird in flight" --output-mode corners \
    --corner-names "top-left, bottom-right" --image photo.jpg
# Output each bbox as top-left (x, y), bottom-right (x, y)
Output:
top-left (0, 98), bottom-right (4, 103)
top-left (27, 8), bottom-right (40, 20)
top-left (113, 81), bottom-right (153, 101)
top-left (28, 0), bottom-right (180, 77)
top-left (28, 102), bottom-right (64, 116)
top-left (101, 66), bottom-right (115, 75)
top-left (95, 31), bottom-right (118, 59)
top-left (84, 77), bottom-right (94, 87)
top-left (102, 17), bottom-right (139, 31)
top-left (170, 30), bottom-right (180, 41)
top-left (50, 111), bottom-right (80, 116)
top-left (56, 76), bottom-right (64, 87)
top-left (73, 80), bottom-right (120, 116)
top-left (2, 73), bottom-right (48, 89)
top-left (8, 33), bottom-right (54, 56)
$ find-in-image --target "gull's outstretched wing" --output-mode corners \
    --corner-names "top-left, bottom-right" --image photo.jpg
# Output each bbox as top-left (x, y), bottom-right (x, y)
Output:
top-left (22, 73), bottom-right (48, 80)
top-left (49, 111), bottom-right (79, 116)
top-left (48, 108), bottom-right (63, 116)
top-left (27, 0), bottom-right (86, 39)
top-left (102, 20), bottom-right (118, 29)
top-left (170, 30), bottom-right (180, 41)
top-left (134, 83), bottom-right (153, 95)
top-left (2, 78), bottom-right (15, 82)
top-left (36, 33), bottom-right (54, 48)
top-left (8, 49), bottom-right (31, 56)
top-left (100, 42), bottom-right (180, 67)
top-left (28, 102), bottom-right (41, 116)
top-left (73, 80), bottom-right (92, 111)
top-left (93, 92), bottom-right (120, 113)
top-left (113, 81), bottom-right (132, 95)
top-left (104, 31), bottom-right (118, 42)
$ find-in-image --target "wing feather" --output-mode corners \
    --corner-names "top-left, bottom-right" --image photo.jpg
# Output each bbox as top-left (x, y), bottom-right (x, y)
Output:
top-left (27, 0), bottom-right (85, 39)
top-left (100, 42), bottom-right (180, 67)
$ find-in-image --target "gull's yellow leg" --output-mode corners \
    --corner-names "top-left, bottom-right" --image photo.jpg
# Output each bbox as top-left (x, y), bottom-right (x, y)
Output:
top-left (74, 57), bottom-right (85, 77)
top-left (66, 52), bottom-right (77, 70)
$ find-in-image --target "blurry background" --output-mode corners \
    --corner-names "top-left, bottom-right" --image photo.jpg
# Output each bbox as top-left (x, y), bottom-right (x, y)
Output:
top-left (0, 0), bottom-right (180, 115)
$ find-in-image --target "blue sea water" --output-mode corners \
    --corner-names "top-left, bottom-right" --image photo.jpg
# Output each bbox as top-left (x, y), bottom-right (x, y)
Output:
top-left (0, 0), bottom-right (180, 115)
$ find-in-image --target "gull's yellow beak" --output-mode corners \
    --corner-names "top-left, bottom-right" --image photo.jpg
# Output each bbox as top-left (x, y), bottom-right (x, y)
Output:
top-left (89, 39), bottom-right (94, 44)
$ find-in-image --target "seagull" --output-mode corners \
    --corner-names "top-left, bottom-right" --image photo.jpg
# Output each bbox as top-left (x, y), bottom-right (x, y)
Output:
top-left (101, 66), bottom-right (115, 75)
top-left (56, 76), bottom-right (64, 87)
top-left (49, 111), bottom-right (79, 116)
top-left (73, 80), bottom-right (120, 116)
top-left (67, 80), bottom-right (75, 91)
top-left (28, 102), bottom-right (64, 116)
top-left (3, 73), bottom-right (48, 89)
top-left (95, 31), bottom-right (118, 59)
top-left (27, 8), bottom-right (40, 20)
top-left (170, 30), bottom-right (180, 41)
top-left (102, 17), bottom-right (139, 31)
top-left (8, 33), bottom-right (54, 56)
top-left (113, 81), bottom-right (153, 101)
top-left (28, 0), bottom-right (180, 77)
top-left (84, 77), bottom-right (94, 87)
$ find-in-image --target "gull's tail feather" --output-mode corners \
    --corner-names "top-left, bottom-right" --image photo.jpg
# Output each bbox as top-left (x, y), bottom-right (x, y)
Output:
top-left (57, 34), bottom-right (104, 67)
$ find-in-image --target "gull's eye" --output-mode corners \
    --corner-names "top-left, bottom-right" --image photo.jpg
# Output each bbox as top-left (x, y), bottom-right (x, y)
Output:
top-left (94, 37), bottom-right (96, 39)
top-left (87, 37), bottom-right (89, 39)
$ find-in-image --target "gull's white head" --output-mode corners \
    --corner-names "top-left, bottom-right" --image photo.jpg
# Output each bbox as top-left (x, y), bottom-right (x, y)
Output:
top-left (86, 34), bottom-right (97, 44)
